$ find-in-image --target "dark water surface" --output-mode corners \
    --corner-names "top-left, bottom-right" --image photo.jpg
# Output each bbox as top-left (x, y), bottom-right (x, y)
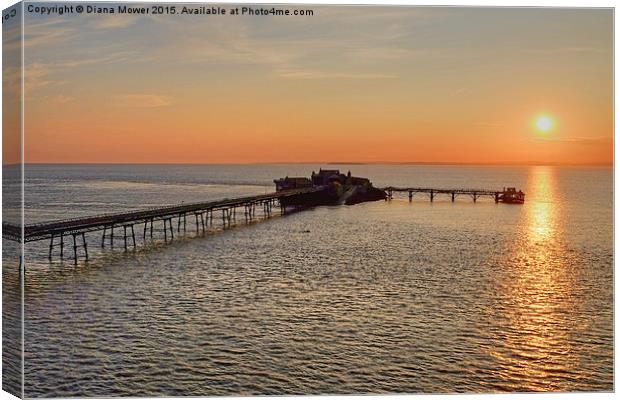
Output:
top-left (3, 164), bottom-right (613, 396)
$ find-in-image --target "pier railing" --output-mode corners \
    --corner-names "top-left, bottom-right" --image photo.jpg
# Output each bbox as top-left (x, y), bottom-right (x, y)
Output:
top-left (1, 187), bottom-right (325, 264)
top-left (382, 187), bottom-right (502, 203)
top-left (2, 184), bottom-right (520, 265)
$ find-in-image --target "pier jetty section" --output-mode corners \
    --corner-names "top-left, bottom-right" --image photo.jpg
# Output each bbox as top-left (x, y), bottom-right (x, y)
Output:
top-left (383, 186), bottom-right (525, 204)
top-left (2, 187), bottom-right (325, 264)
top-left (2, 169), bottom-right (524, 265)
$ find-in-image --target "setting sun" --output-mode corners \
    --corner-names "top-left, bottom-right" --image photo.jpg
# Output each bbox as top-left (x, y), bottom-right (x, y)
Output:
top-left (534, 114), bottom-right (555, 134)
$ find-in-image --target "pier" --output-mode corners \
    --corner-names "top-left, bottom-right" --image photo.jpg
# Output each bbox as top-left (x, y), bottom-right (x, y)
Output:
top-left (2, 187), bottom-right (324, 264)
top-left (384, 187), bottom-right (506, 203)
top-left (2, 169), bottom-right (524, 265)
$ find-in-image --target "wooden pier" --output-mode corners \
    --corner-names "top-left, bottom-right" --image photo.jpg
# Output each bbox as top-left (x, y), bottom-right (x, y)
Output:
top-left (383, 187), bottom-right (504, 203)
top-left (2, 182), bottom-right (523, 266)
top-left (2, 187), bottom-right (324, 264)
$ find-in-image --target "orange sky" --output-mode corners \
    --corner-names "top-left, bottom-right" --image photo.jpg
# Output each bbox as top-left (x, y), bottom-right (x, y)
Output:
top-left (3, 6), bottom-right (613, 165)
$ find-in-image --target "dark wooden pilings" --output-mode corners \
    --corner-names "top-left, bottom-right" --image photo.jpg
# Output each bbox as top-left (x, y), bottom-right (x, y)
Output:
top-left (244, 203), bottom-right (256, 221)
top-left (82, 233), bottom-right (88, 260)
top-left (71, 233), bottom-right (88, 264)
top-left (122, 225), bottom-right (136, 250)
top-left (177, 213), bottom-right (187, 233)
top-left (48, 233), bottom-right (65, 260)
top-left (49, 231), bottom-right (88, 264)
top-left (41, 194), bottom-right (294, 264)
top-left (162, 218), bottom-right (174, 241)
top-left (384, 187), bottom-right (503, 204)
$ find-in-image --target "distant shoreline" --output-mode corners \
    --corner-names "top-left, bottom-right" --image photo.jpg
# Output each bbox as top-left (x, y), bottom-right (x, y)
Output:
top-left (4, 162), bottom-right (613, 167)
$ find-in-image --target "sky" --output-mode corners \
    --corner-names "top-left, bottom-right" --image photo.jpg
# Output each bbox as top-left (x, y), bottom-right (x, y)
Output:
top-left (3, 4), bottom-right (614, 165)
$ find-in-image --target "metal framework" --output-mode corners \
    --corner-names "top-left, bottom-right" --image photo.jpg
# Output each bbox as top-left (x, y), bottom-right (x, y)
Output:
top-left (383, 187), bottom-right (502, 203)
top-left (2, 187), bottom-right (322, 264)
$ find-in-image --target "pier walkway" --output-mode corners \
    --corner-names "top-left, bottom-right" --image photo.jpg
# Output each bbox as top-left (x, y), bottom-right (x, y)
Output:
top-left (3, 183), bottom-right (521, 265)
top-left (383, 187), bottom-right (503, 202)
top-left (2, 187), bottom-right (324, 263)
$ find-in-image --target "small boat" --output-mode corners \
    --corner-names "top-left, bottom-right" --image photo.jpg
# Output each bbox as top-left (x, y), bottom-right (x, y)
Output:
top-left (499, 187), bottom-right (525, 204)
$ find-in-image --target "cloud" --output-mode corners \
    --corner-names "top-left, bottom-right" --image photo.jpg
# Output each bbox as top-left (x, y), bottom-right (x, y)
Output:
top-left (276, 68), bottom-right (397, 80)
top-left (51, 94), bottom-right (73, 104)
top-left (56, 51), bottom-right (139, 68)
top-left (22, 19), bottom-right (78, 49)
top-left (25, 63), bottom-right (55, 92)
top-left (524, 46), bottom-right (610, 55)
top-left (20, 51), bottom-right (144, 98)
top-left (535, 136), bottom-right (612, 145)
top-left (95, 15), bottom-right (139, 29)
top-left (2, 22), bottom-right (22, 53)
top-left (451, 87), bottom-right (466, 96)
top-left (113, 94), bottom-right (174, 108)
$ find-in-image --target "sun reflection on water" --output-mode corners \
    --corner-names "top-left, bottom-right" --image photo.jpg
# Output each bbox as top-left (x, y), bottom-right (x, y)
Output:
top-left (487, 166), bottom-right (582, 392)
top-left (526, 166), bottom-right (558, 245)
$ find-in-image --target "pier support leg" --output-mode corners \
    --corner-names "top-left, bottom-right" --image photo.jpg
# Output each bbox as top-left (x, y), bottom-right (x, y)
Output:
top-left (451, 192), bottom-right (455, 202)
top-left (123, 226), bottom-right (128, 250)
top-left (430, 190), bottom-right (434, 202)
top-left (473, 193), bottom-right (478, 203)
top-left (169, 219), bottom-right (174, 239)
top-left (72, 234), bottom-right (78, 264)
top-left (495, 193), bottom-right (499, 203)
top-left (164, 220), bottom-right (168, 241)
top-left (49, 234), bottom-right (54, 260)
top-left (150, 218), bottom-right (154, 238)
top-left (102, 227), bottom-right (106, 248)
top-left (60, 233), bottom-right (64, 259)
top-left (409, 191), bottom-right (413, 202)
top-left (82, 233), bottom-right (88, 260)
top-left (131, 225), bottom-right (136, 248)
top-left (110, 225), bottom-right (114, 248)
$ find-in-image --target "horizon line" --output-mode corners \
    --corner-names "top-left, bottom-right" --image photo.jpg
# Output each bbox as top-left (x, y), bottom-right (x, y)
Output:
top-left (3, 161), bottom-right (613, 167)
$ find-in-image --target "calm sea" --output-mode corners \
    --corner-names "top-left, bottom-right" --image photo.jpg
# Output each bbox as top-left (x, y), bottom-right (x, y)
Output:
top-left (2, 164), bottom-right (614, 396)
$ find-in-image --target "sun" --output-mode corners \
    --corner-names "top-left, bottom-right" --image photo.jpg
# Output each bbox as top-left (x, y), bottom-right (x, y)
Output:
top-left (534, 114), bottom-right (555, 134)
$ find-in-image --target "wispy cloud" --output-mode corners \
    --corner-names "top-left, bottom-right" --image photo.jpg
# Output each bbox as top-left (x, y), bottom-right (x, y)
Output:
top-left (536, 136), bottom-right (612, 145)
top-left (113, 94), bottom-right (174, 108)
top-left (55, 51), bottom-right (139, 68)
top-left (524, 46), bottom-right (610, 55)
top-left (22, 19), bottom-right (77, 49)
top-left (51, 94), bottom-right (73, 104)
top-left (25, 63), bottom-right (55, 92)
top-left (276, 68), bottom-right (397, 80)
top-left (451, 87), bottom-right (466, 97)
top-left (22, 51), bottom-right (144, 98)
top-left (95, 15), bottom-right (139, 29)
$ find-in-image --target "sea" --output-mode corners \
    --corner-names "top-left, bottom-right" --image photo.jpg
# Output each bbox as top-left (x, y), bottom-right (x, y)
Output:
top-left (1, 164), bottom-right (614, 396)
